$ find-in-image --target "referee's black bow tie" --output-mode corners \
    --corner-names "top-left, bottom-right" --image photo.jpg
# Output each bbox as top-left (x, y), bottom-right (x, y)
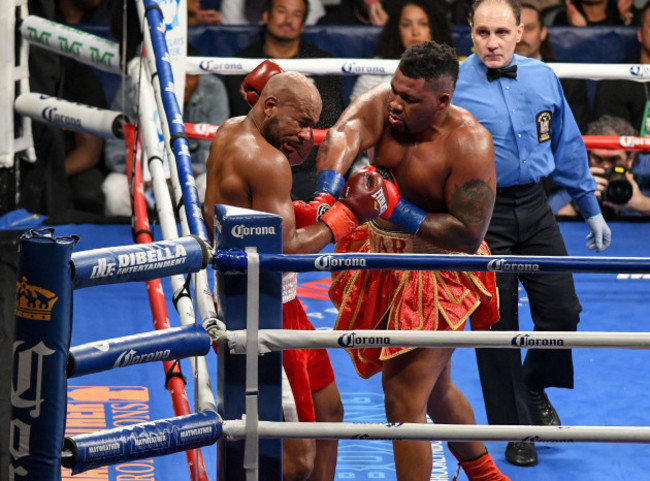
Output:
top-left (486, 65), bottom-right (517, 81)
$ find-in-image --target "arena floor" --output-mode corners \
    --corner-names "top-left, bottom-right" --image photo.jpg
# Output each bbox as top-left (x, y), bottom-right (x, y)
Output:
top-left (39, 219), bottom-right (650, 480)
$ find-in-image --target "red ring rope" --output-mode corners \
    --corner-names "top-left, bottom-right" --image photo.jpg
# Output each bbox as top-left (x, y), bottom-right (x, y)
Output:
top-left (183, 123), bottom-right (650, 151)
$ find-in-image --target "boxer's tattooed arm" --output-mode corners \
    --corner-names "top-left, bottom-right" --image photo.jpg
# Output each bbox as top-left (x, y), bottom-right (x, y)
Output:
top-left (419, 178), bottom-right (495, 253)
top-left (449, 179), bottom-right (495, 228)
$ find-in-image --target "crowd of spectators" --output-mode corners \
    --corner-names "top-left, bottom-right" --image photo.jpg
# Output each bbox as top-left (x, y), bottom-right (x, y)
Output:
top-left (12, 0), bottom-right (650, 222)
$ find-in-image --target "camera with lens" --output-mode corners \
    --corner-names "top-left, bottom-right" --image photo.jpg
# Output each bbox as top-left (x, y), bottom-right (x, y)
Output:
top-left (596, 165), bottom-right (633, 205)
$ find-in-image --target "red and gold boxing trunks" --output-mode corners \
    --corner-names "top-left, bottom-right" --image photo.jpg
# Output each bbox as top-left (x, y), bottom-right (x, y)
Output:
top-left (329, 223), bottom-right (500, 379)
top-left (283, 273), bottom-right (335, 422)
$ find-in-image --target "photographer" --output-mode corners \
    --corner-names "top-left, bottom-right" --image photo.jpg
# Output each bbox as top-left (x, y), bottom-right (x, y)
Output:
top-left (549, 115), bottom-right (650, 218)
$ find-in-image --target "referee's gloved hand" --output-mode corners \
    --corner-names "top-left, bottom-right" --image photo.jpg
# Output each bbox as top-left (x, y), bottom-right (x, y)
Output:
top-left (585, 214), bottom-right (611, 252)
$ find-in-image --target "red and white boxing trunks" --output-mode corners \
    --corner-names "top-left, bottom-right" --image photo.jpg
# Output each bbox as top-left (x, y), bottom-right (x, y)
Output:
top-left (282, 273), bottom-right (335, 422)
top-left (329, 223), bottom-right (500, 379)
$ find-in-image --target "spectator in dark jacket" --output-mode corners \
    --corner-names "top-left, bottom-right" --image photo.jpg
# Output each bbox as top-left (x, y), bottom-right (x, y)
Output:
top-left (224, 0), bottom-right (345, 201)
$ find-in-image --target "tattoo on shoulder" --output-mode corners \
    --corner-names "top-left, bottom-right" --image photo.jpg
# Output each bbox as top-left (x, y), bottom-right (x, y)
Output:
top-left (449, 179), bottom-right (495, 225)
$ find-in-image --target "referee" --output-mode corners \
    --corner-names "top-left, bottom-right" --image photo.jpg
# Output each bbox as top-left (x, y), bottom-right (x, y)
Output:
top-left (452, 0), bottom-right (611, 468)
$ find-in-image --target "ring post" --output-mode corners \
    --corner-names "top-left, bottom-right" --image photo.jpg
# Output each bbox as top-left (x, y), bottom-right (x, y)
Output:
top-left (213, 205), bottom-right (283, 481)
top-left (10, 229), bottom-right (77, 481)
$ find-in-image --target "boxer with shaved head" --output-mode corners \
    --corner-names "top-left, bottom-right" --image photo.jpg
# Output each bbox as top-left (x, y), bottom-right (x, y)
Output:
top-left (204, 65), bottom-right (389, 481)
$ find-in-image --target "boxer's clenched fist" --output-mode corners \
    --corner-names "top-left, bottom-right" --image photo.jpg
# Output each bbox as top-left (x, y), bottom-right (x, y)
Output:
top-left (320, 169), bottom-right (388, 241)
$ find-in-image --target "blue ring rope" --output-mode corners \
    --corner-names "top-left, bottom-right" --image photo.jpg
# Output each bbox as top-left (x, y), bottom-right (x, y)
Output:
top-left (213, 251), bottom-right (650, 274)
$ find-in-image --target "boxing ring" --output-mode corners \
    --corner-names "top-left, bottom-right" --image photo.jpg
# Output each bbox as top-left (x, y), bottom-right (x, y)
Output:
top-left (8, 2), bottom-right (650, 481)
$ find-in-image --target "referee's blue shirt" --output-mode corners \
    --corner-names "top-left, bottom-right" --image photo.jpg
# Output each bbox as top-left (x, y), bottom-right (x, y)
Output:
top-left (452, 53), bottom-right (600, 219)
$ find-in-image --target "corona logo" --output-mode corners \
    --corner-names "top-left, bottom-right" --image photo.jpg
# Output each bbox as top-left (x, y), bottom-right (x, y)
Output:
top-left (629, 65), bottom-right (650, 77)
top-left (341, 62), bottom-right (354, 73)
top-left (197, 60), bottom-right (243, 72)
top-left (113, 348), bottom-right (172, 368)
top-left (511, 333), bottom-right (564, 347)
top-left (42, 106), bottom-right (82, 129)
top-left (315, 255), bottom-right (367, 271)
top-left (231, 224), bottom-right (276, 239)
top-left (14, 277), bottom-right (58, 321)
top-left (340, 62), bottom-right (386, 75)
top-left (619, 136), bottom-right (650, 149)
top-left (337, 332), bottom-right (390, 347)
top-left (487, 258), bottom-right (539, 272)
top-left (199, 59), bottom-right (213, 71)
top-left (620, 136), bottom-right (638, 148)
top-left (194, 123), bottom-right (218, 137)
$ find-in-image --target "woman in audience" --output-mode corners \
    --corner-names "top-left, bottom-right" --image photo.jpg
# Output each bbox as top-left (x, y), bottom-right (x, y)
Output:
top-left (349, 0), bottom-right (455, 101)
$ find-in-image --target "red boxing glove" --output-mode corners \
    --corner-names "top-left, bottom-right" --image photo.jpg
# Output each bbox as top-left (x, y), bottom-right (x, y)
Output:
top-left (380, 176), bottom-right (402, 220)
top-left (293, 192), bottom-right (336, 228)
top-left (242, 60), bottom-right (284, 107)
top-left (320, 169), bottom-right (388, 241)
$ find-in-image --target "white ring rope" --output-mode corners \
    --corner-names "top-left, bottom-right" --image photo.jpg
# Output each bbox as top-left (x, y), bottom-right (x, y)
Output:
top-left (20, 15), bottom-right (121, 74)
top-left (14, 92), bottom-right (128, 139)
top-left (19, 15), bottom-right (650, 82)
top-left (187, 57), bottom-right (650, 82)
top-left (225, 329), bottom-right (650, 354)
top-left (222, 420), bottom-right (650, 444)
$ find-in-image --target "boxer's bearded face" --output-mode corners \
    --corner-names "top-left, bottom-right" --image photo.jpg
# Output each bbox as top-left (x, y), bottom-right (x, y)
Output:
top-left (388, 71), bottom-right (438, 136)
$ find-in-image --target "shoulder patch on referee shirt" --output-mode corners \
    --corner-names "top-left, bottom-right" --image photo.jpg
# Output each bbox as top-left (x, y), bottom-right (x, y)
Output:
top-left (536, 110), bottom-right (552, 143)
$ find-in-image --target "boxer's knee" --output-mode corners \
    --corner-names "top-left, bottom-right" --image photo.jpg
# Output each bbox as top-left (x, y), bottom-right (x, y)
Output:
top-left (321, 395), bottom-right (344, 423)
top-left (282, 439), bottom-right (315, 481)
top-left (384, 389), bottom-right (424, 423)
top-left (313, 382), bottom-right (344, 423)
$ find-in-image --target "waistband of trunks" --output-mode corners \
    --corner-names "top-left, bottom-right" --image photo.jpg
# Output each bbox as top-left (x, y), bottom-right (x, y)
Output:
top-left (368, 221), bottom-right (463, 254)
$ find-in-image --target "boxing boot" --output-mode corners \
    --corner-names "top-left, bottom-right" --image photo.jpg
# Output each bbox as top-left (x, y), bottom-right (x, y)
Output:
top-left (450, 446), bottom-right (511, 481)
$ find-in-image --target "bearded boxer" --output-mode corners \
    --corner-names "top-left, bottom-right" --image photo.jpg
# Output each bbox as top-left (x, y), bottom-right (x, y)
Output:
top-left (315, 41), bottom-right (510, 480)
top-left (204, 69), bottom-right (389, 481)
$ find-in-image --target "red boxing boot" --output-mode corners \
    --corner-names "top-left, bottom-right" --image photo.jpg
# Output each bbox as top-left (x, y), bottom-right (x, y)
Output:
top-left (450, 447), bottom-right (510, 481)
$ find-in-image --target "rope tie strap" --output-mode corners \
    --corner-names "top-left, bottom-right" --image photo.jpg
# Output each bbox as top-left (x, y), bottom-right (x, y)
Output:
top-left (175, 194), bottom-right (186, 219)
top-left (203, 317), bottom-right (227, 343)
top-left (164, 360), bottom-right (187, 390)
top-left (172, 274), bottom-right (193, 309)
